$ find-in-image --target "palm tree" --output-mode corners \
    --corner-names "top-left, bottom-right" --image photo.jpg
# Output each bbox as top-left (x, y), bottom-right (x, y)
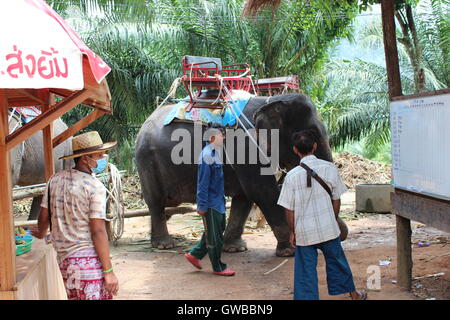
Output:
top-left (182, 0), bottom-right (448, 160)
top-left (142, 0), bottom-right (358, 86)
top-left (50, 0), bottom-right (359, 170)
top-left (416, 0), bottom-right (450, 87)
top-left (51, 1), bottom-right (178, 146)
top-left (315, 0), bottom-right (448, 155)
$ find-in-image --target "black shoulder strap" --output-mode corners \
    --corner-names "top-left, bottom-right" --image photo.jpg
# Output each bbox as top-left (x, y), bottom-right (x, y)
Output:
top-left (300, 162), bottom-right (333, 200)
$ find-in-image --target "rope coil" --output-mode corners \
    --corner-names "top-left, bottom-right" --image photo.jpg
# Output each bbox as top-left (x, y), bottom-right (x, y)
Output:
top-left (102, 163), bottom-right (125, 243)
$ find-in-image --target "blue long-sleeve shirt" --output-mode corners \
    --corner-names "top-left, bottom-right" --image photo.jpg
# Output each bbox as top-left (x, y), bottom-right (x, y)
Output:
top-left (196, 143), bottom-right (226, 214)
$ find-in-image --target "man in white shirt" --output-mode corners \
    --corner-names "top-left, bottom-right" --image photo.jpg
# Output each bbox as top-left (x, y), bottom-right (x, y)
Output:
top-left (278, 129), bottom-right (367, 300)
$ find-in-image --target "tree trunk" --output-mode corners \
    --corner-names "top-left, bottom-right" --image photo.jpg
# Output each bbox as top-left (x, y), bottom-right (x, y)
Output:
top-left (395, 5), bottom-right (426, 94)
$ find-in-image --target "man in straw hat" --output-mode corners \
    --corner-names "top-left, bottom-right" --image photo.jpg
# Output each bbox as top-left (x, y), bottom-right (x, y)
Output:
top-left (32, 131), bottom-right (119, 300)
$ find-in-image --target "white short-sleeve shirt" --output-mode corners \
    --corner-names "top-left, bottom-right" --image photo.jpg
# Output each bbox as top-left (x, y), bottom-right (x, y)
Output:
top-left (277, 155), bottom-right (348, 246)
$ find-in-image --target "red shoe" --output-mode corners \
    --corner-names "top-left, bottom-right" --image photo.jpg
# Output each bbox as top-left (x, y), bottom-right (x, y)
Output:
top-left (213, 268), bottom-right (235, 276)
top-left (185, 253), bottom-right (202, 270)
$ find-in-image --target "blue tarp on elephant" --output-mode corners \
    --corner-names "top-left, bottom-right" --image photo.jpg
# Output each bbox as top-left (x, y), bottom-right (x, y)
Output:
top-left (163, 97), bottom-right (250, 127)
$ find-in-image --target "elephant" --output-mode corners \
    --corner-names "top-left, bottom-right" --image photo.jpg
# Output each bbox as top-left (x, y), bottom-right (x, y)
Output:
top-left (135, 93), bottom-right (333, 257)
top-left (9, 111), bottom-right (73, 219)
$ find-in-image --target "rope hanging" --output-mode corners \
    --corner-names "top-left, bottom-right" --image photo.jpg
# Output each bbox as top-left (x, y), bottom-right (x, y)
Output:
top-left (103, 163), bottom-right (125, 243)
top-left (156, 77), bottom-right (182, 109)
top-left (222, 86), bottom-right (286, 179)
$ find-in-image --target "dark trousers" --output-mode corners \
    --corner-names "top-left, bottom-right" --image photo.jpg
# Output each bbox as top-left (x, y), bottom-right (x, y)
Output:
top-left (189, 208), bottom-right (227, 272)
top-left (294, 237), bottom-right (356, 300)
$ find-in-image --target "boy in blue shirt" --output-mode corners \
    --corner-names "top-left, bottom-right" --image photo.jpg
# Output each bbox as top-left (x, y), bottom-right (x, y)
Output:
top-left (185, 124), bottom-right (235, 276)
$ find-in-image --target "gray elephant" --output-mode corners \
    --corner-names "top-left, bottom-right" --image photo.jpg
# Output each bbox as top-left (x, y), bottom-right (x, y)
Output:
top-left (135, 93), bottom-right (333, 257)
top-left (9, 112), bottom-right (73, 219)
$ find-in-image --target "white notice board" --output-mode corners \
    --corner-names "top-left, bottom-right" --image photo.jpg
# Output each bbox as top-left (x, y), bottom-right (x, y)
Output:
top-left (390, 93), bottom-right (450, 200)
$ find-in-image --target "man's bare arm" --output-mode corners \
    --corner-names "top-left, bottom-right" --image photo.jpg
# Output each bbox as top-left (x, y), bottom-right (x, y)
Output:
top-left (285, 209), bottom-right (295, 232)
top-left (90, 218), bottom-right (113, 271)
top-left (332, 199), bottom-right (341, 218)
top-left (31, 207), bottom-right (50, 239)
top-left (285, 208), bottom-right (295, 248)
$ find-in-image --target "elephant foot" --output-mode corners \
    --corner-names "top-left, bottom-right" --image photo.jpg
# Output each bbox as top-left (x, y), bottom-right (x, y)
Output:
top-left (224, 238), bottom-right (247, 253)
top-left (151, 235), bottom-right (176, 250)
top-left (276, 242), bottom-right (295, 257)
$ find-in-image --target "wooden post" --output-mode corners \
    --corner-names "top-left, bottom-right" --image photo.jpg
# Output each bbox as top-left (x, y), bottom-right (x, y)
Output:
top-left (42, 94), bottom-right (55, 180)
top-left (0, 91), bottom-right (16, 298)
top-left (53, 108), bottom-right (105, 148)
top-left (381, 0), bottom-right (412, 290)
top-left (396, 214), bottom-right (412, 290)
top-left (381, 0), bottom-right (403, 99)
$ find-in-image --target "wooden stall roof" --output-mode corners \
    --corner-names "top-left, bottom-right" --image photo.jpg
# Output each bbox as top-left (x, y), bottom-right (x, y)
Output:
top-left (2, 58), bottom-right (112, 112)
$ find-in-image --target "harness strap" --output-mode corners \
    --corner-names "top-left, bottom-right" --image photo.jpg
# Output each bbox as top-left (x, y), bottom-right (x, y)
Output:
top-left (300, 162), bottom-right (333, 200)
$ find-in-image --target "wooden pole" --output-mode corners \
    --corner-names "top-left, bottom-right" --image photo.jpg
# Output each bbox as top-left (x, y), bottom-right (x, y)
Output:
top-left (381, 0), bottom-right (403, 99)
top-left (53, 108), bottom-right (105, 148)
top-left (396, 214), bottom-right (412, 290)
top-left (42, 94), bottom-right (55, 181)
top-left (0, 91), bottom-right (16, 299)
top-left (124, 206), bottom-right (196, 219)
top-left (123, 202), bottom-right (232, 219)
top-left (381, 0), bottom-right (412, 290)
top-left (12, 188), bottom-right (45, 201)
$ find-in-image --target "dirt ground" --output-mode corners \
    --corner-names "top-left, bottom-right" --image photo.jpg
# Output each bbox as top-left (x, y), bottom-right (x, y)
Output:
top-left (110, 191), bottom-right (450, 300)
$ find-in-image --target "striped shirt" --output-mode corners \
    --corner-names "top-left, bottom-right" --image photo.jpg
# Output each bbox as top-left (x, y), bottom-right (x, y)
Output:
top-left (41, 169), bottom-right (107, 263)
top-left (277, 155), bottom-right (348, 246)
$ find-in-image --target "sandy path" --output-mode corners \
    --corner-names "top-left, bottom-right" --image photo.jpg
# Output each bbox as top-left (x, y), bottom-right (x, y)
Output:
top-left (110, 191), bottom-right (450, 300)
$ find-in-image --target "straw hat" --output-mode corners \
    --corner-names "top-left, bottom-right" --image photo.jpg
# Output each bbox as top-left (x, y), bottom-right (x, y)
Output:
top-left (60, 131), bottom-right (117, 160)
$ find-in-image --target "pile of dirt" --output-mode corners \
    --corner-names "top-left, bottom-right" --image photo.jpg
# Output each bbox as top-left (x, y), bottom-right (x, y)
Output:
top-left (13, 199), bottom-right (32, 217)
top-left (122, 174), bottom-right (147, 210)
top-left (334, 152), bottom-right (391, 189)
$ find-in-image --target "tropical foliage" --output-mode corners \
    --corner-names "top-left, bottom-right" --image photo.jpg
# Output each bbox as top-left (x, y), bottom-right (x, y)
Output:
top-left (50, 0), bottom-right (359, 170)
top-left (49, 0), bottom-right (448, 169)
top-left (314, 0), bottom-right (449, 159)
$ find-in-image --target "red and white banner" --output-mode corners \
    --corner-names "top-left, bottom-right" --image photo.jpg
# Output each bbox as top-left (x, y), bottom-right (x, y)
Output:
top-left (0, 0), bottom-right (110, 90)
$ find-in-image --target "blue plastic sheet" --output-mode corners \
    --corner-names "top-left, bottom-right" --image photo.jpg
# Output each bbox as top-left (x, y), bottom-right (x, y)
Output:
top-left (163, 97), bottom-right (250, 127)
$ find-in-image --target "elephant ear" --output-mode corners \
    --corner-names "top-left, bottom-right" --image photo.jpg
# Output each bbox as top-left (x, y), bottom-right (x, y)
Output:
top-left (253, 100), bottom-right (284, 130)
top-left (252, 100), bottom-right (286, 157)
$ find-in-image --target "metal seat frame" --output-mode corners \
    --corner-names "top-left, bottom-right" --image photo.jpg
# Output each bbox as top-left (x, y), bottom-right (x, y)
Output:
top-left (181, 56), bottom-right (252, 111)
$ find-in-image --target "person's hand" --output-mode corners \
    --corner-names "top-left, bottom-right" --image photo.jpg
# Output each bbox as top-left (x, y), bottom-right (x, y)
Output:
top-left (197, 210), bottom-right (207, 216)
top-left (289, 231), bottom-right (296, 248)
top-left (104, 271), bottom-right (119, 296)
top-left (31, 227), bottom-right (46, 239)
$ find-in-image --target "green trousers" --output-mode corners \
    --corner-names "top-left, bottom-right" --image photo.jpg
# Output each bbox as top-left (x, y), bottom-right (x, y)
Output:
top-left (189, 208), bottom-right (227, 272)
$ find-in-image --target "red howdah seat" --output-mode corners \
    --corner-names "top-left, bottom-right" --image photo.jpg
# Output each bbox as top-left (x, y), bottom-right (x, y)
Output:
top-left (254, 75), bottom-right (299, 96)
top-left (181, 55), bottom-right (252, 111)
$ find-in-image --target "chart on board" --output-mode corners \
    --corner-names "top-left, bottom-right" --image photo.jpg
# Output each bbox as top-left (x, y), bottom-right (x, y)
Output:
top-left (390, 93), bottom-right (450, 200)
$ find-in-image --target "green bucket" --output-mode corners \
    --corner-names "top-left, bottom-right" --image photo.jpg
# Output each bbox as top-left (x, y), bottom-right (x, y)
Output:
top-left (15, 237), bottom-right (35, 256)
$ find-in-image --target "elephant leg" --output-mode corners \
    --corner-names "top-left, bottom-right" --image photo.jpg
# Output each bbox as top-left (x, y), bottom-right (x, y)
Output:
top-left (223, 194), bottom-right (253, 253)
top-left (149, 202), bottom-right (175, 249)
top-left (256, 200), bottom-right (294, 257)
top-left (28, 195), bottom-right (43, 221)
